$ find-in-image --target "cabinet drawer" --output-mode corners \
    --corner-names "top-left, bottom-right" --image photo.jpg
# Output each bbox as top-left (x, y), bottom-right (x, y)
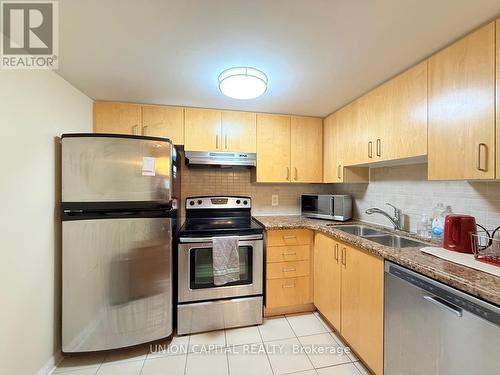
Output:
top-left (266, 276), bottom-right (312, 308)
top-left (267, 245), bottom-right (310, 263)
top-left (267, 261), bottom-right (310, 280)
top-left (267, 229), bottom-right (312, 246)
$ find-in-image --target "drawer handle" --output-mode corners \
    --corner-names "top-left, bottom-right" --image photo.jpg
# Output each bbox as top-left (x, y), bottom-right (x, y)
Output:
top-left (281, 252), bottom-right (297, 256)
top-left (282, 268), bottom-right (296, 272)
top-left (334, 244), bottom-right (339, 262)
top-left (283, 235), bottom-right (296, 240)
top-left (282, 283), bottom-right (296, 288)
top-left (341, 247), bottom-right (347, 267)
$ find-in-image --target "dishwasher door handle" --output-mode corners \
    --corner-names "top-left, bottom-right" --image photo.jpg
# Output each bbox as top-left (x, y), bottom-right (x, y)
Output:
top-left (423, 295), bottom-right (463, 317)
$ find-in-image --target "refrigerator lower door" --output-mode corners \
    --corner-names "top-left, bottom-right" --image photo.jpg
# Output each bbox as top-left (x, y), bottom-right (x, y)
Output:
top-left (62, 217), bottom-right (172, 352)
top-left (61, 135), bottom-right (173, 203)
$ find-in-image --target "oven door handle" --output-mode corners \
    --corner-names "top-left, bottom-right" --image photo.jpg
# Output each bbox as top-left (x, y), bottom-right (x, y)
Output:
top-left (179, 234), bottom-right (263, 243)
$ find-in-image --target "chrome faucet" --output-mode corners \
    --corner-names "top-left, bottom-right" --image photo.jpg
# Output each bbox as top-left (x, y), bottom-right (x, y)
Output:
top-left (365, 203), bottom-right (402, 230)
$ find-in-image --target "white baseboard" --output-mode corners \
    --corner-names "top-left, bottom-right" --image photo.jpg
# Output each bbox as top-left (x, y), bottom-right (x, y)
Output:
top-left (36, 352), bottom-right (63, 375)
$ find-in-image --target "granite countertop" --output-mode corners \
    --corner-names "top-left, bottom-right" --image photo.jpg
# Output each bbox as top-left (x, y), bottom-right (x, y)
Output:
top-left (254, 215), bottom-right (500, 306)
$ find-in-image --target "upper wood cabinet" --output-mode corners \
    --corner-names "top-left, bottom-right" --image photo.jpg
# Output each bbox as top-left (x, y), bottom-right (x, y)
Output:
top-left (184, 108), bottom-right (221, 151)
top-left (314, 233), bottom-right (341, 329)
top-left (428, 22), bottom-right (496, 180)
top-left (291, 116), bottom-right (323, 182)
top-left (323, 106), bottom-right (369, 184)
top-left (184, 108), bottom-right (257, 152)
top-left (221, 111), bottom-right (256, 152)
top-left (256, 114), bottom-right (291, 182)
top-left (142, 105), bottom-right (184, 144)
top-left (93, 102), bottom-right (142, 135)
top-left (496, 19), bottom-right (500, 180)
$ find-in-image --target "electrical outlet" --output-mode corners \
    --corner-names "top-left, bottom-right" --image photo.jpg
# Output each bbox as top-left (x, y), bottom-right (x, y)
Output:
top-left (271, 195), bottom-right (279, 206)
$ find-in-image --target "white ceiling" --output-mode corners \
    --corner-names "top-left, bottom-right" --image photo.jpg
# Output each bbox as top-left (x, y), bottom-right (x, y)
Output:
top-left (58, 0), bottom-right (500, 117)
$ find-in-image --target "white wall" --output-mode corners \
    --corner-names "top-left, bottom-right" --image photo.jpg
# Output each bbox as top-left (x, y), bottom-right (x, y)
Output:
top-left (332, 163), bottom-right (500, 232)
top-left (0, 70), bottom-right (92, 375)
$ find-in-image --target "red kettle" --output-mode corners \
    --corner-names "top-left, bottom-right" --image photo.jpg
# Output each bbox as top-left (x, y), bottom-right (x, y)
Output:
top-left (443, 214), bottom-right (477, 253)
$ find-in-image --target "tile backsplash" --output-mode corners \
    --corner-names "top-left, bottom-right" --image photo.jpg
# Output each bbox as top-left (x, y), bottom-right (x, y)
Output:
top-left (180, 156), bottom-right (500, 233)
top-left (332, 163), bottom-right (500, 232)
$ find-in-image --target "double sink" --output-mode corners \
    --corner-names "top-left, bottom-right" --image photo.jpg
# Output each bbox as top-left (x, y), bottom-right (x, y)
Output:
top-left (328, 224), bottom-right (428, 248)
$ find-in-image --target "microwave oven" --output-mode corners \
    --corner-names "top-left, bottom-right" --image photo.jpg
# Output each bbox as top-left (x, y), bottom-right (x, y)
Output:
top-left (301, 194), bottom-right (352, 221)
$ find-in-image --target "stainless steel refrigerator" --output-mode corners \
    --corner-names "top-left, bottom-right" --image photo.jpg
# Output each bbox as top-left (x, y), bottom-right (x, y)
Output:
top-left (61, 134), bottom-right (179, 352)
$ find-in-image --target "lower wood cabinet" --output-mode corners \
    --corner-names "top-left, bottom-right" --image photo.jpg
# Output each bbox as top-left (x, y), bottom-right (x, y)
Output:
top-left (265, 229), bottom-right (314, 316)
top-left (313, 232), bottom-right (384, 375)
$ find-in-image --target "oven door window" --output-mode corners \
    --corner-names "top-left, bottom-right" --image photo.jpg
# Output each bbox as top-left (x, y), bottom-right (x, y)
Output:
top-left (190, 246), bottom-right (253, 289)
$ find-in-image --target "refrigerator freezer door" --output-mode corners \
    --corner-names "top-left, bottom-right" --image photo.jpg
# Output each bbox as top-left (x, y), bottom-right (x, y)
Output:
top-left (62, 217), bottom-right (172, 352)
top-left (62, 136), bottom-right (172, 202)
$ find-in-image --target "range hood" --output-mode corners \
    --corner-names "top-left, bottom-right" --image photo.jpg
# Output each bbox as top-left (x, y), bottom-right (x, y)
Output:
top-left (185, 151), bottom-right (256, 167)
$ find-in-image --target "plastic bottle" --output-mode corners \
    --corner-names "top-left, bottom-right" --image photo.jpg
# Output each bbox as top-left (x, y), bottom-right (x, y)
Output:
top-left (431, 203), bottom-right (446, 238)
top-left (417, 213), bottom-right (431, 240)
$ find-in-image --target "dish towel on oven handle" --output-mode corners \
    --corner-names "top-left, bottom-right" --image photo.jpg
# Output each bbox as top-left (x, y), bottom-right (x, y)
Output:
top-left (212, 236), bottom-right (240, 286)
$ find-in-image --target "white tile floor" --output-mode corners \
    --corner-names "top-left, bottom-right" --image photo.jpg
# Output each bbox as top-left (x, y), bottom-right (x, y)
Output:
top-left (54, 312), bottom-right (371, 375)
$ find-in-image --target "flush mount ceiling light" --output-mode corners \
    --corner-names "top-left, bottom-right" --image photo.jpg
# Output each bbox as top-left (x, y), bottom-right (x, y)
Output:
top-left (218, 67), bottom-right (267, 99)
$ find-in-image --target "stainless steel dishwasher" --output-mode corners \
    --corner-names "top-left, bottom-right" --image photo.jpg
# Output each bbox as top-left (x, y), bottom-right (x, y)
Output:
top-left (384, 261), bottom-right (500, 375)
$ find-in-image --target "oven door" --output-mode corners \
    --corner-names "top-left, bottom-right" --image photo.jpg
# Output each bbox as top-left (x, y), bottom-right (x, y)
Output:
top-left (178, 234), bottom-right (263, 303)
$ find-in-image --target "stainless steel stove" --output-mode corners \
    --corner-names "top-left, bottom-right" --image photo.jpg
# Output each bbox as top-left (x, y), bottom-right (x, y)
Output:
top-left (177, 196), bottom-right (264, 335)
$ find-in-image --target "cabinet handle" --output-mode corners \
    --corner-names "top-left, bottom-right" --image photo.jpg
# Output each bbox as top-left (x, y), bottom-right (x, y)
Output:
top-left (368, 141), bottom-right (373, 158)
top-left (283, 235), bottom-right (296, 240)
top-left (282, 267), bottom-right (296, 272)
top-left (337, 165), bottom-right (341, 180)
top-left (132, 125), bottom-right (139, 134)
top-left (286, 167), bottom-right (290, 181)
top-left (341, 247), bottom-right (347, 267)
top-left (142, 125), bottom-right (148, 135)
top-left (334, 244), bottom-right (339, 262)
top-left (281, 252), bottom-right (296, 256)
top-left (477, 143), bottom-right (487, 172)
top-left (376, 138), bottom-right (381, 157)
top-left (225, 134), bottom-right (228, 149)
top-left (294, 167), bottom-right (298, 181)
top-left (282, 283), bottom-right (296, 289)
top-left (216, 134), bottom-right (219, 149)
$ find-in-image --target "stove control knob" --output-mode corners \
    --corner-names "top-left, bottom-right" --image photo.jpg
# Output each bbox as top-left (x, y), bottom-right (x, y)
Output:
top-left (236, 199), bottom-right (241, 204)
top-left (243, 200), bottom-right (248, 205)
top-left (189, 200), bottom-right (195, 206)
top-left (197, 200), bottom-right (202, 205)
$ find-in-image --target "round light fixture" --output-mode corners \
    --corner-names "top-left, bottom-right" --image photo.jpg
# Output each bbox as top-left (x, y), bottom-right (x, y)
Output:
top-left (218, 67), bottom-right (267, 99)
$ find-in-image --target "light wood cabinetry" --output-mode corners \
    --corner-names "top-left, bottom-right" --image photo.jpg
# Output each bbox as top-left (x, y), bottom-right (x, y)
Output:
top-left (428, 22), bottom-right (496, 180)
top-left (184, 108), bottom-right (221, 151)
top-left (256, 114), bottom-right (291, 182)
top-left (313, 233), bottom-right (341, 329)
top-left (265, 229), bottom-right (314, 316)
top-left (340, 243), bottom-right (384, 375)
top-left (496, 19), bottom-right (500, 180)
top-left (221, 111), bottom-right (256, 152)
top-left (93, 102), bottom-right (185, 144)
top-left (142, 105), bottom-right (184, 144)
top-left (93, 102), bottom-right (142, 135)
top-left (311, 233), bottom-right (384, 375)
top-left (291, 116), bottom-right (323, 182)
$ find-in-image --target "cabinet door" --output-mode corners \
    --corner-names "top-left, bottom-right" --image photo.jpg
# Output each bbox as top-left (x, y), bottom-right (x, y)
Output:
top-left (221, 111), bottom-right (256, 152)
top-left (497, 19), bottom-right (500, 179)
top-left (313, 233), bottom-right (341, 330)
top-left (386, 61), bottom-right (428, 160)
top-left (356, 92), bottom-right (381, 164)
top-left (256, 114), bottom-right (291, 182)
top-left (323, 113), bottom-right (339, 182)
top-left (93, 102), bottom-right (142, 135)
top-left (428, 22), bottom-right (495, 180)
top-left (184, 108), bottom-right (221, 151)
top-left (142, 105), bottom-right (184, 145)
top-left (341, 245), bottom-right (384, 375)
top-left (291, 116), bottom-right (323, 182)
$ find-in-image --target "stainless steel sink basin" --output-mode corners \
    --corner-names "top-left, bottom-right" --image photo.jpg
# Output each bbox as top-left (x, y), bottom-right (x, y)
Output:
top-left (363, 235), bottom-right (427, 248)
top-left (329, 224), bottom-right (386, 237)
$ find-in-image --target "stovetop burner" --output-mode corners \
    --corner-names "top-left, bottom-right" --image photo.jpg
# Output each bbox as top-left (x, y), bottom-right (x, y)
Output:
top-left (178, 196), bottom-right (263, 238)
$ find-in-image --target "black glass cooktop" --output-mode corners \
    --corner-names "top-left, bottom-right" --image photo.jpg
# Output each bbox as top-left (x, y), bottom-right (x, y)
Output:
top-left (179, 216), bottom-right (263, 237)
